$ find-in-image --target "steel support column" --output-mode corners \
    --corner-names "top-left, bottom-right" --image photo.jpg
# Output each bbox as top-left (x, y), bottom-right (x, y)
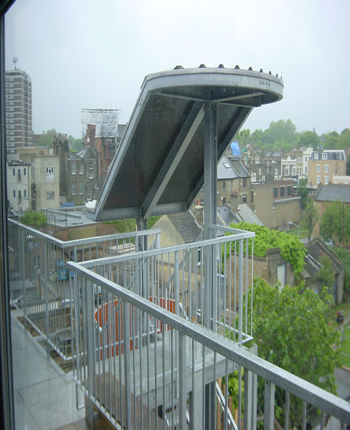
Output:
top-left (203, 101), bottom-right (218, 430)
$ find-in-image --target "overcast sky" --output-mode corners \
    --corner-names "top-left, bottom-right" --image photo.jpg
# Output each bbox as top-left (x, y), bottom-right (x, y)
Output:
top-left (5, 0), bottom-right (350, 139)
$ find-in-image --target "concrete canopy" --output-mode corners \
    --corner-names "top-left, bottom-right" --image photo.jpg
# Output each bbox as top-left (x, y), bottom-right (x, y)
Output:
top-left (87, 66), bottom-right (283, 222)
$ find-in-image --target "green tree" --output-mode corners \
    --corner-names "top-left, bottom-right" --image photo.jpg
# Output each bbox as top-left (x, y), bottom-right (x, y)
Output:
top-left (300, 197), bottom-right (319, 241)
top-left (36, 132), bottom-right (54, 147)
top-left (321, 131), bottom-right (339, 150)
top-left (336, 128), bottom-right (350, 150)
top-left (20, 210), bottom-right (47, 229)
top-left (245, 278), bottom-right (340, 427)
top-left (296, 177), bottom-right (308, 209)
top-left (70, 137), bottom-right (84, 152)
top-left (331, 247), bottom-right (350, 294)
top-left (261, 119), bottom-right (297, 147)
top-left (226, 222), bottom-right (306, 274)
top-left (316, 255), bottom-right (335, 292)
top-left (320, 200), bottom-right (350, 247)
top-left (297, 130), bottom-right (320, 150)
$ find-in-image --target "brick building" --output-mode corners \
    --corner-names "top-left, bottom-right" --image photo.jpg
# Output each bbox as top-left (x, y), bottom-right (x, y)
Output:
top-left (308, 149), bottom-right (346, 186)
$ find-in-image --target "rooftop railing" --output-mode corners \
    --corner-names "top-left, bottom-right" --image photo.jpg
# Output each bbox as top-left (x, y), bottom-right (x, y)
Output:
top-left (78, 224), bottom-right (255, 344)
top-left (8, 218), bottom-right (160, 360)
top-left (68, 261), bottom-right (350, 430)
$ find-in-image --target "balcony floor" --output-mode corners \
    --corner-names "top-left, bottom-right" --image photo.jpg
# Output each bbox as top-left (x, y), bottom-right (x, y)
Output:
top-left (11, 310), bottom-right (86, 430)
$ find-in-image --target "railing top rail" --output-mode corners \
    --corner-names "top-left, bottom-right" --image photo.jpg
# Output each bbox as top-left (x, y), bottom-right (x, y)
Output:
top-left (67, 261), bottom-right (350, 424)
top-left (79, 228), bottom-right (255, 268)
top-left (209, 223), bottom-right (252, 235)
top-left (8, 218), bottom-right (160, 248)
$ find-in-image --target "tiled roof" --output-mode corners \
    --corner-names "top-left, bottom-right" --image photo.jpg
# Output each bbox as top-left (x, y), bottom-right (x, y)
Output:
top-left (237, 204), bottom-right (263, 226)
top-left (167, 211), bottom-right (202, 243)
top-left (217, 206), bottom-right (239, 226)
top-left (217, 156), bottom-right (249, 180)
top-left (315, 184), bottom-right (350, 203)
top-left (217, 156), bottom-right (239, 180)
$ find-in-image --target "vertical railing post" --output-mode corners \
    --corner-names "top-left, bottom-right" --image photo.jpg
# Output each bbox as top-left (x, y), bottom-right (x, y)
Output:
top-left (243, 367), bottom-right (252, 430)
top-left (179, 333), bottom-right (187, 430)
top-left (86, 279), bottom-right (95, 423)
top-left (238, 239), bottom-right (243, 345)
top-left (264, 381), bottom-right (275, 430)
top-left (123, 300), bottom-right (132, 429)
top-left (43, 241), bottom-right (50, 356)
top-left (284, 392), bottom-right (290, 430)
top-left (302, 401), bottom-right (307, 430)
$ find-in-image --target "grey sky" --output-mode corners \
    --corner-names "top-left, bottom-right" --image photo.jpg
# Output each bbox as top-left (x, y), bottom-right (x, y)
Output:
top-left (5, 0), bottom-right (350, 139)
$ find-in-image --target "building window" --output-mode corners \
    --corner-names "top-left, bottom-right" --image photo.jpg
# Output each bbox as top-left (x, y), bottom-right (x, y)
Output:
top-left (71, 183), bottom-right (76, 195)
top-left (339, 153), bottom-right (343, 160)
top-left (273, 187), bottom-right (278, 198)
top-left (89, 161), bottom-right (93, 169)
top-left (222, 197), bottom-right (226, 205)
top-left (223, 181), bottom-right (226, 191)
top-left (325, 176), bottom-right (329, 184)
top-left (280, 187), bottom-right (285, 197)
top-left (305, 156), bottom-right (307, 162)
top-left (46, 166), bottom-right (54, 174)
top-left (46, 191), bottom-right (54, 199)
top-left (325, 165), bottom-right (329, 174)
top-left (24, 190), bottom-right (27, 198)
top-left (251, 191), bottom-right (254, 202)
top-left (23, 168), bottom-right (26, 175)
top-left (314, 153), bottom-right (319, 160)
top-left (79, 163), bottom-right (84, 175)
top-left (243, 177), bottom-right (247, 187)
top-left (86, 189), bottom-right (91, 200)
top-left (322, 153), bottom-right (328, 160)
top-left (316, 176), bottom-right (321, 184)
top-left (242, 194), bottom-right (247, 203)
top-left (275, 167), bottom-right (278, 175)
top-left (13, 190), bottom-right (15, 198)
top-left (287, 186), bottom-right (292, 196)
top-left (316, 165), bottom-right (321, 173)
top-left (284, 168), bottom-right (289, 176)
top-left (18, 191), bottom-right (21, 201)
top-left (71, 162), bottom-right (76, 175)
top-left (89, 170), bottom-right (94, 179)
top-left (79, 182), bottom-right (84, 195)
top-left (291, 168), bottom-right (296, 176)
top-left (304, 166), bottom-right (307, 174)
top-left (12, 168), bottom-right (15, 176)
top-left (258, 168), bottom-right (261, 176)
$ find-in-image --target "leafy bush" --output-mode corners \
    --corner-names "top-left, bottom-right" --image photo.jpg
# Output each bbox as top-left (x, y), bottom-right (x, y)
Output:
top-left (226, 222), bottom-right (306, 274)
top-left (20, 210), bottom-right (47, 229)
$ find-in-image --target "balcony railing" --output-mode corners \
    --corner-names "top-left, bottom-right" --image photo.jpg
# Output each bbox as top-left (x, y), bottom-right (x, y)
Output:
top-left (67, 260), bottom-right (350, 430)
top-left (8, 218), bottom-right (160, 361)
top-left (78, 224), bottom-right (255, 345)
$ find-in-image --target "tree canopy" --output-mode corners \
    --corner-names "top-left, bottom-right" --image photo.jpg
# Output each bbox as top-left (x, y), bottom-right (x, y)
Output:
top-left (227, 222), bottom-right (306, 274)
top-left (20, 210), bottom-right (47, 229)
top-left (301, 196), bottom-right (319, 241)
top-left (245, 278), bottom-right (340, 427)
top-left (320, 199), bottom-right (350, 247)
top-left (296, 177), bottom-right (308, 209)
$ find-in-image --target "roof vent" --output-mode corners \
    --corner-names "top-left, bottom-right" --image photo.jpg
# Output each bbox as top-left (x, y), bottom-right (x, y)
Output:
top-left (174, 65), bottom-right (184, 70)
top-left (218, 64), bottom-right (225, 68)
top-left (199, 64), bottom-right (206, 68)
top-left (235, 65), bottom-right (240, 69)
